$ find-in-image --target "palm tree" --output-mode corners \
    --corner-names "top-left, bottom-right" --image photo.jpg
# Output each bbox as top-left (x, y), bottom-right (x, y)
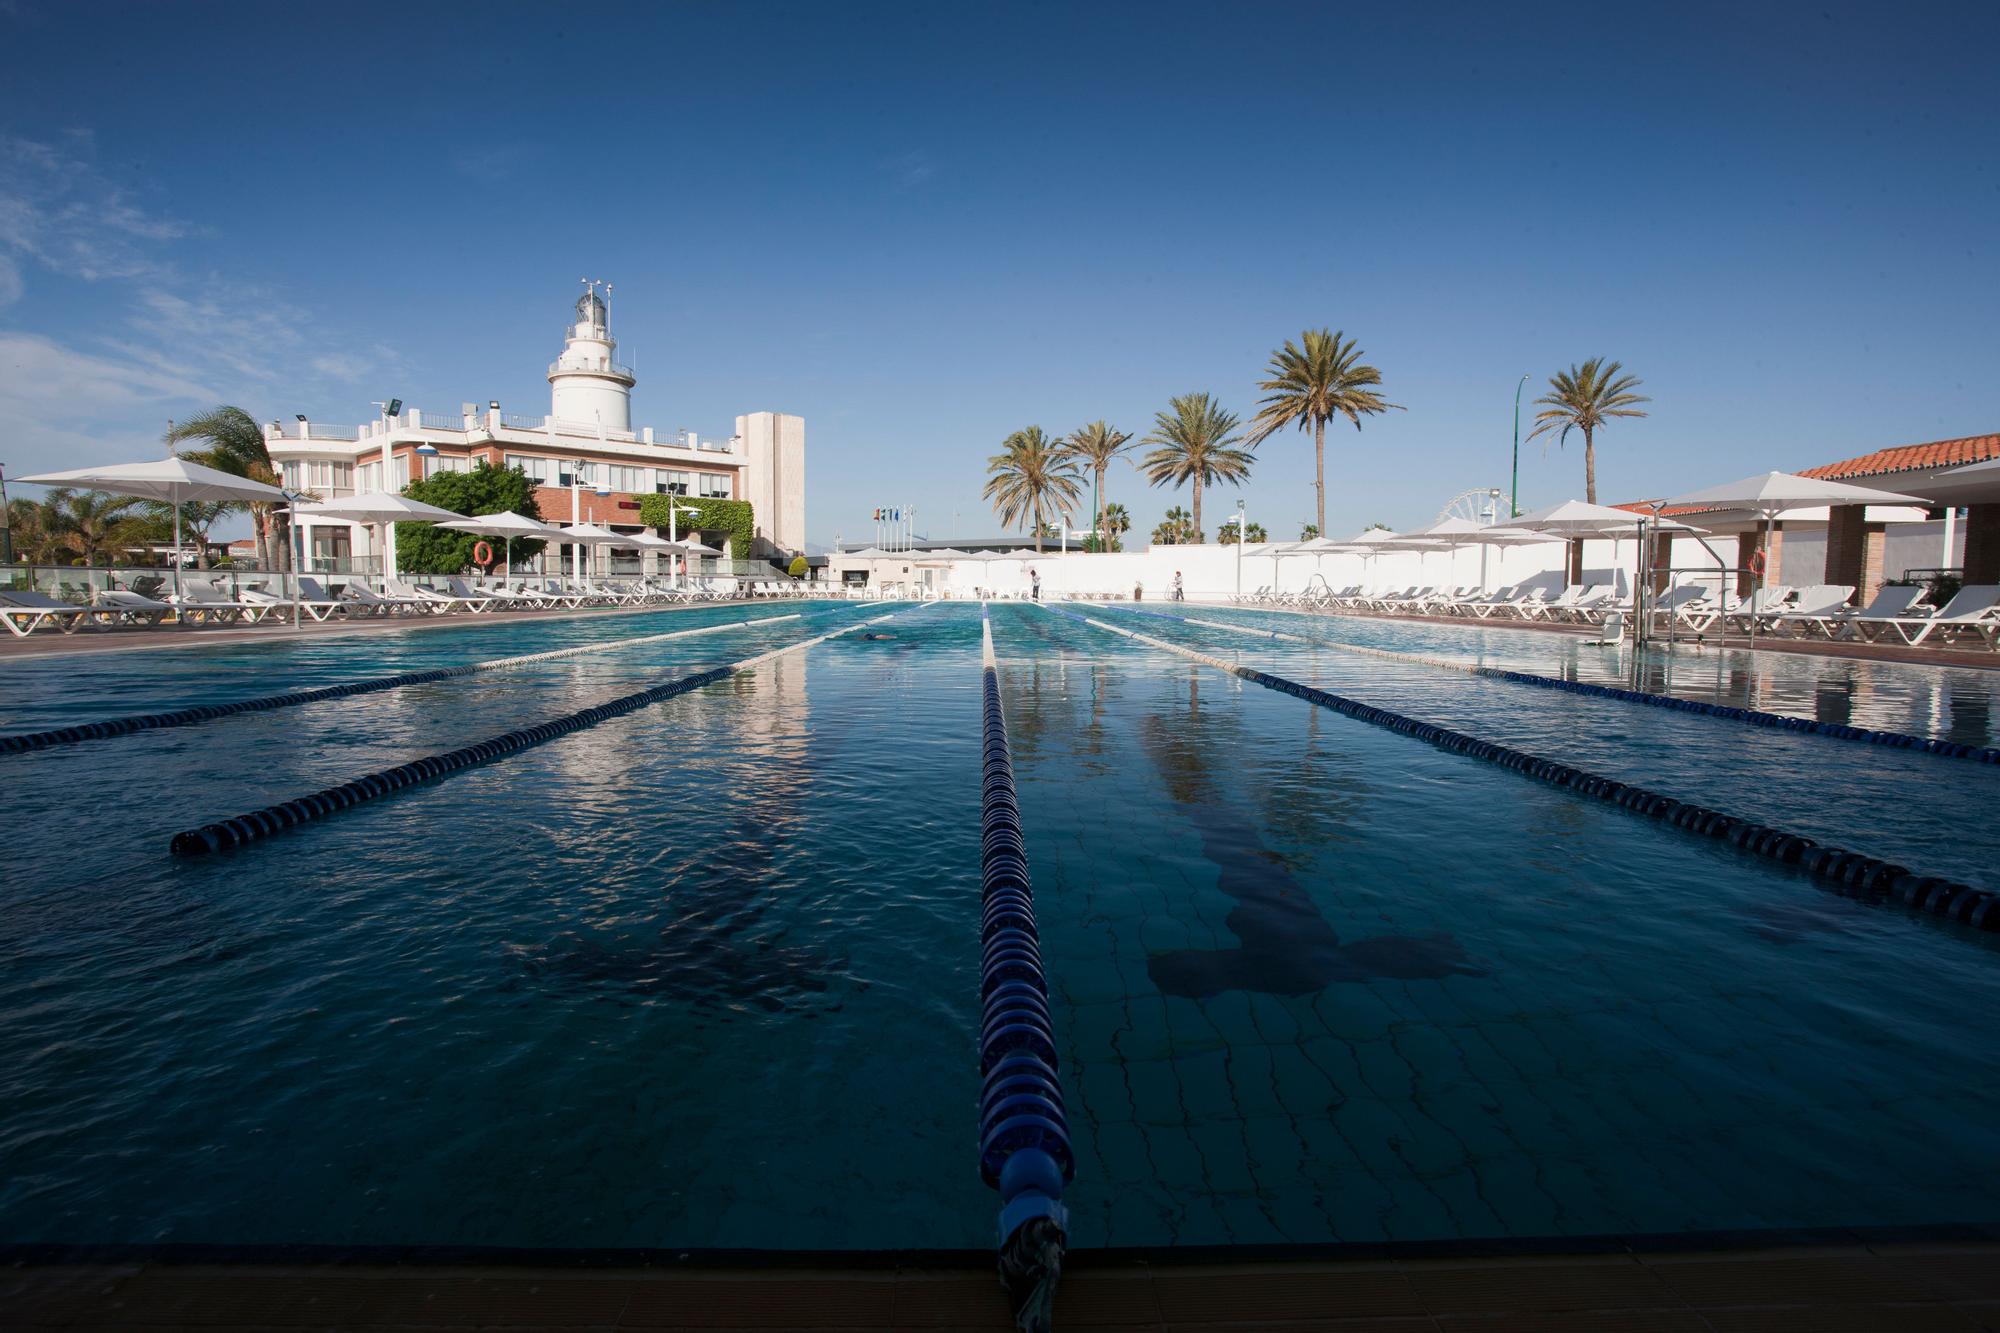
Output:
top-left (1062, 421), bottom-right (1134, 551)
top-left (1216, 517), bottom-right (1267, 543)
top-left (1151, 505), bottom-right (1197, 545)
top-left (1300, 522), bottom-right (1320, 540)
top-left (984, 426), bottom-right (1084, 553)
top-left (1245, 329), bottom-right (1401, 539)
top-left (6, 496), bottom-right (66, 564)
top-left (168, 406), bottom-right (288, 570)
top-left (46, 489), bottom-right (144, 567)
top-left (1139, 393), bottom-right (1252, 542)
top-left (1100, 502), bottom-right (1131, 552)
top-left (1526, 358), bottom-right (1650, 504)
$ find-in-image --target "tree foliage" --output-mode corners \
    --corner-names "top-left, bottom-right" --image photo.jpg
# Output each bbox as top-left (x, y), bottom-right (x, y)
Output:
top-left (1214, 517), bottom-right (1268, 543)
top-left (1063, 420), bottom-right (1134, 552)
top-left (394, 462), bottom-right (546, 574)
top-left (1245, 329), bottom-right (1400, 540)
top-left (1151, 505), bottom-right (1198, 545)
top-left (1526, 358), bottom-right (1649, 504)
top-left (1098, 501), bottom-right (1131, 553)
top-left (1139, 393), bottom-right (1252, 543)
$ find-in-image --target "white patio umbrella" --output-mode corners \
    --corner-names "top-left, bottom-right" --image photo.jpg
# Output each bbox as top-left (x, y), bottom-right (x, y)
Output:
top-left (1659, 471), bottom-right (1930, 643)
top-left (554, 523), bottom-right (633, 581)
top-left (1334, 529), bottom-right (1401, 589)
top-left (437, 511), bottom-right (564, 583)
top-left (19, 456), bottom-right (287, 605)
top-left (294, 494), bottom-right (464, 593)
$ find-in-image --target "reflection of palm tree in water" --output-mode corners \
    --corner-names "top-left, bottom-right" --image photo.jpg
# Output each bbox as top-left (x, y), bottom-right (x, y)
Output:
top-left (1138, 687), bottom-right (1483, 998)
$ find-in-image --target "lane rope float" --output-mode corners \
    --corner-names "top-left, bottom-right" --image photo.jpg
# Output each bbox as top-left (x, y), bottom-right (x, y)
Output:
top-left (978, 606), bottom-right (1071, 1333)
top-left (1, 610), bottom-right (822, 756)
top-left (167, 606), bottom-right (922, 857)
top-left (1109, 605), bottom-right (2000, 766)
top-left (1047, 606), bottom-right (2000, 933)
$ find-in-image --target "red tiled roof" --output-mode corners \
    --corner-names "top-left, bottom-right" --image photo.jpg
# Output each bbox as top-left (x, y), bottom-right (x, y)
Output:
top-left (1800, 433), bottom-right (2000, 481)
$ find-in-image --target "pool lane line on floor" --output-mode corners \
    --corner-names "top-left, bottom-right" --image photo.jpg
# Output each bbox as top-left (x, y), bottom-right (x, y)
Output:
top-left (977, 606), bottom-right (1073, 1332)
top-left (1042, 605), bottom-right (2000, 934)
top-left (0, 608), bottom-right (838, 756)
top-left (1107, 604), bottom-right (2000, 766)
top-left (166, 604), bottom-right (926, 858)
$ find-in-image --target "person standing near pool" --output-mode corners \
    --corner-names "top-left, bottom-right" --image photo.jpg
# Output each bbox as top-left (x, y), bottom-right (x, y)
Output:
top-left (1173, 571), bottom-right (1184, 602)
top-left (1030, 568), bottom-right (1041, 601)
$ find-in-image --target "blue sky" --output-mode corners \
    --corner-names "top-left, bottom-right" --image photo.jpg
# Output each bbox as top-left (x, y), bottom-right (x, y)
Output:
top-left (2, 0), bottom-right (1995, 548)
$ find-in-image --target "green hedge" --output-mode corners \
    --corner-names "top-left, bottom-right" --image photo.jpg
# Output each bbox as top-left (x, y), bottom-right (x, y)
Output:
top-left (635, 495), bottom-right (754, 558)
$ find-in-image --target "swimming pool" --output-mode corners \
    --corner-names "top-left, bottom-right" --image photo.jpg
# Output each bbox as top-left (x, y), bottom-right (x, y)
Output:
top-left (2, 600), bottom-right (1996, 1251)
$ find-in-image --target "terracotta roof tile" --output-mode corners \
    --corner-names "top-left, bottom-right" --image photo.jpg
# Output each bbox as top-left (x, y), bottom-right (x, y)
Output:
top-left (1800, 433), bottom-right (2000, 481)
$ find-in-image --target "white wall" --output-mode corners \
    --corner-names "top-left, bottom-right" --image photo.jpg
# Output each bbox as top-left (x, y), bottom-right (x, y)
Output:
top-left (739, 411), bottom-right (806, 558)
top-left (834, 537), bottom-right (1639, 600)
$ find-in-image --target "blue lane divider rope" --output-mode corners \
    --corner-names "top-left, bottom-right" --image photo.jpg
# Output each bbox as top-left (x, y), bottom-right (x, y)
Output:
top-left (167, 607), bottom-right (916, 857)
top-left (1050, 606), bottom-right (1999, 934)
top-left (979, 606), bottom-right (1071, 1333)
top-left (1, 610), bottom-right (815, 757)
top-left (1109, 604), bottom-right (2000, 765)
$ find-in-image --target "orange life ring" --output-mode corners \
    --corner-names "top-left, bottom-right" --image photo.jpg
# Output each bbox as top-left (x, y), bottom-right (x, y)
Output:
top-left (1748, 550), bottom-right (1766, 577)
top-left (473, 540), bottom-right (494, 567)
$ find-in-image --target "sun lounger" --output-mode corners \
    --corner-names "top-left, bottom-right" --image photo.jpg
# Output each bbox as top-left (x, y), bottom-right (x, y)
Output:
top-left (90, 589), bottom-right (174, 626)
top-left (0, 590), bottom-right (91, 637)
top-left (1855, 584), bottom-right (2000, 647)
top-left (170, 576), bottom-right (276, 625)
top-left (440, 578), bottom-right (499, 612)
top-left (1804, 585), bottom-right (1926, 641)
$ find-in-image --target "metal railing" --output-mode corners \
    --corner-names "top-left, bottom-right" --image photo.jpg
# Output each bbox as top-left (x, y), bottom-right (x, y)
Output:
top-left (547, 357), bottom-right (634, 380)
top-left (419, 412), bottom-right (468, 431)
top-left (501, 413), bottom-right (547, 430)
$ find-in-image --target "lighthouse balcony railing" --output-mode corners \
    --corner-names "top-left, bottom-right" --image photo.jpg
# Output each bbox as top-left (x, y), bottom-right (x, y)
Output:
top-left (548, 357), bottom-right (635, 380)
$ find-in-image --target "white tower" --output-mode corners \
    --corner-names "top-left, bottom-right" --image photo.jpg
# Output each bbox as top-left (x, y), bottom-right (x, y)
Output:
top-left (548, 280), bottom-right (636, 431)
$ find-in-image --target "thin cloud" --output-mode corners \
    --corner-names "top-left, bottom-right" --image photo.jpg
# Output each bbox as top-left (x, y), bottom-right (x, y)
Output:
top-left (881, 149), bottom-right (937, 192)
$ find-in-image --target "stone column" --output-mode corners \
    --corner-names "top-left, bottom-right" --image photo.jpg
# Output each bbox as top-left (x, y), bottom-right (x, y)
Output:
top-left (1824, 505), bottom-right (1886, 603)
top-left (1963, 504), bottom-right (2000, 583)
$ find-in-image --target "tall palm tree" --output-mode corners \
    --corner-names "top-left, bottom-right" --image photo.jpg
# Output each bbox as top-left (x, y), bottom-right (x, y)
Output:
top-left (984, 426), bottom-right (1084, 552)
top-left (47, 488), bottom-right (143, 567)
top-left (1139, 393), bottom-right (1253, 542)
top-left (1245, 329), bottom-right (1401, 539)
top-left (1526, 358), bottom-right (1649, 503)
top-left (168, 406), bottom-right (288, 570)
top-left (1062, 420), bottom-right (1133, 551)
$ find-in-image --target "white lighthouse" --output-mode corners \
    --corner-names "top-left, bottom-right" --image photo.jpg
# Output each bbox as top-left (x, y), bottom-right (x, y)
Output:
top-left (548, 279), bottom-right (637, 432)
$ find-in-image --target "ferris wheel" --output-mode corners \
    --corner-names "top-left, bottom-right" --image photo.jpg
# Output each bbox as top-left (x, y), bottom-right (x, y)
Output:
top-left (1435, 487), bottom-right (1509, 524)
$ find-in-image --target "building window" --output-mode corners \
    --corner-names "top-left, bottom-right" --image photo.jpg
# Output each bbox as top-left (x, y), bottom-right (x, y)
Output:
top-left (505, 454), bottom-right (552, 484)
top-left (392, 455), bottom-right (410, 489)
top-left (657, 469), bottom-right (690, 495)
top-left (281, 460), bottom-right (302, 489)
top-left (697, 471), bottom-right (731, 499)
top-left (610, 465), bottom-right (645, 493)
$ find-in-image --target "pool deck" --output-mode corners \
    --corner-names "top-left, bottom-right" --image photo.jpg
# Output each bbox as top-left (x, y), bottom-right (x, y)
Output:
top-left (6, 1239), bottom-right (1997, 1330)
top-left (0, 600), bottom-right (814, 663)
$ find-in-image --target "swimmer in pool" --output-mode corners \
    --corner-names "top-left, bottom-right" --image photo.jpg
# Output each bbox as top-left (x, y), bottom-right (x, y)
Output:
top-left (862, 633), bottom-right (897, 640)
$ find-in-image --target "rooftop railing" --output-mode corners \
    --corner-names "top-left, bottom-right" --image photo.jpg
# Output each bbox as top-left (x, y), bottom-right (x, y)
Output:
top-left (548, 357), bottom-right (634, 380)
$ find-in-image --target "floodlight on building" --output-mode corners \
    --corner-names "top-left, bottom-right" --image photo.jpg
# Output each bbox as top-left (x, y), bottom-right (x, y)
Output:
top-left (295, 414), bottom-right (307, 423)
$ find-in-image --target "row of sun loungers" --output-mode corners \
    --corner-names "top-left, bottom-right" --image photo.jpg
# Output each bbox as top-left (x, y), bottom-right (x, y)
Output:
top-left (1235, 580), bottom-right (2000, 649)
top-left (0, 572), bottom-right (828, 637)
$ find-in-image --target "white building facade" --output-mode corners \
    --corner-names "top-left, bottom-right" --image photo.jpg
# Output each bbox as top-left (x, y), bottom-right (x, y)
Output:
top-left (268, 287), bottom-right (806, 572)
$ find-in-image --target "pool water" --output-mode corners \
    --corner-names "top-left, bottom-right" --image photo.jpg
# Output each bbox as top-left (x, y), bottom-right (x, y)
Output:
top-left (1, 600), bottom-right (1996, 1251)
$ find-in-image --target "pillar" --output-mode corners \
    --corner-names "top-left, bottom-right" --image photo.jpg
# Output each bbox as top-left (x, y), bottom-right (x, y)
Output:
top-left (1566, 538), bottom-right (1585, 587)
top-left (1737, 522), bottom-right (1783, 596)
top-left (1824, 505), bottom-right (1886, 603)
top-left (1649, 531), bottom-right (1675, 594)
top-left (1960, 504), bottom-right (2000, 584)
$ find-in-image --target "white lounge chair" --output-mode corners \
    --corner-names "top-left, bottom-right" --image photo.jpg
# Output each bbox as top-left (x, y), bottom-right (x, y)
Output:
top-left (171, 576), bottom-right (274, 625)
top-left (90, 589), bottom-right (174, 626)
top-left (1824, 585), bottom-right (1929, 641)
top-left (0, 590), bottom-right (91, 637)
top-left (1856, 584), bottom-right (2000, 647)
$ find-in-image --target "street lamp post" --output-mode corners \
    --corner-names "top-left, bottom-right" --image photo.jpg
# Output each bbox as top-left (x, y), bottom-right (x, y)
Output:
top-left (1511, 373), bottom-right (1529, 518)
top-left (1235, 497), bottom-right (1246, 603)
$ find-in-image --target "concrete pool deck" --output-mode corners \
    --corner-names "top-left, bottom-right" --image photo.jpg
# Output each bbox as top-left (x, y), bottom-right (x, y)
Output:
top-left (0, 599), bottom-right (833, 663)
top-left (7, 1239), bottom-right (1998, 1330)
